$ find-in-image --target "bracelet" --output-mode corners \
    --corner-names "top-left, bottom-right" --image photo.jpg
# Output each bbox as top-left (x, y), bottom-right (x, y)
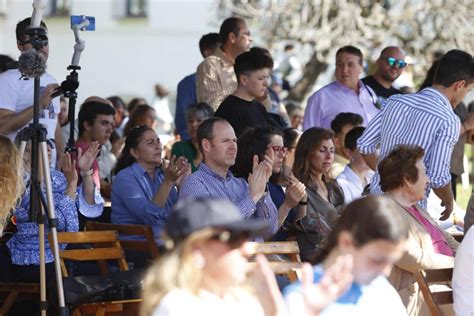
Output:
top-left (299, 200), bottom-right (308, 206)
top-left (80, 169), bottom-right (93, 177)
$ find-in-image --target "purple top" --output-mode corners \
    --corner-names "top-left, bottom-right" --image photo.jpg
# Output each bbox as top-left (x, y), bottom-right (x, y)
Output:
top-left (179, 163), bottom-right (278, 239)
top-left (303, 80), bottom-right (379, 130)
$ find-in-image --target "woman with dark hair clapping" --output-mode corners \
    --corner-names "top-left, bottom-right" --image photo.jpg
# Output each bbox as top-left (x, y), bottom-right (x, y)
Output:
top-left (112, 125), bottom-right (190, 246)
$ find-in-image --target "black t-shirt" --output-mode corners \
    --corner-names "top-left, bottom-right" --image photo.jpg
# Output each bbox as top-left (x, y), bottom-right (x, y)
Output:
top-left (215, 95), bottom-right (276, 137)
top-left (362, 75), bottom-right (401, 100)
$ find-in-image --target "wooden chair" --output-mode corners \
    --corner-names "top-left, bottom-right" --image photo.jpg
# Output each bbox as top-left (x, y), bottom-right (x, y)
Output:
top-left (247, 241), bottom-right (303, 282)
top-left (85, 221), bottom-right (160, 260)
top-left (414, 268), bottom-right (454, 316)
top-left (0, 283), bottom-right (40, 316)
top-left (50, 230), bottom-right (141, 316)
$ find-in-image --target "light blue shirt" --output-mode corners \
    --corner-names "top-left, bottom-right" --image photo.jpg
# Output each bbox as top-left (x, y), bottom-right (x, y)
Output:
top-left (284, 264), bottom-right (407, 316)
top-left (357, 87), bottom-right (460, 208)
top-left (111, 162), bottom-right (178, 241)
top-left (303, 80), bottom-right (379, 130)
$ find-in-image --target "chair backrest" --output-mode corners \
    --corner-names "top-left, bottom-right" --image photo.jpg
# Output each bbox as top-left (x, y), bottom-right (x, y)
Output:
top-left (247, 241), bottom-right (302, 282)
top-left (248, 241), bottom-right (302, 262)
top-left (85, 221), bottom-right (160, 259)
top-left (414, 268), bottom-right (453, 316)
top-left (50, 230), bottom-right (129, 277)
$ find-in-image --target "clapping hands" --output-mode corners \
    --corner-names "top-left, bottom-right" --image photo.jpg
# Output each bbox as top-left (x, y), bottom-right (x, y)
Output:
top-left (248, 154), bottom-right (274, 203)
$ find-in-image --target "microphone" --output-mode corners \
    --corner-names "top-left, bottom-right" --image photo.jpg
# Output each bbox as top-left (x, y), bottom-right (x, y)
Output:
top-left (18, 49), bottom-right (47, 78)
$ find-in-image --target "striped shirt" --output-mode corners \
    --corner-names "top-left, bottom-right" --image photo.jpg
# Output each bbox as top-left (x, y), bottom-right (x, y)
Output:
top-left (179, 163), bottom-right (279, 239)
top-left (357, 88), bottom-right (460, 206)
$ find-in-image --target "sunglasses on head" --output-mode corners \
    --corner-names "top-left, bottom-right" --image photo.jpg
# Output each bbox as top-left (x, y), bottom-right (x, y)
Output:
top-left (209, 230), bottom-right (250, 248)
top-left (386, 57), bottom-right (407, 69)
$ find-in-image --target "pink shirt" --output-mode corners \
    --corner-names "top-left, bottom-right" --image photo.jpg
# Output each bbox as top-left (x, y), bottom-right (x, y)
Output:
top-left (405, 206), bottom-right (453, 256)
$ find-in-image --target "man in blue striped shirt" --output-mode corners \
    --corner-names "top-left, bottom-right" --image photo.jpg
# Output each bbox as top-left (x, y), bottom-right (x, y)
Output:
top-left (358, 50), bottom-right (474, 220)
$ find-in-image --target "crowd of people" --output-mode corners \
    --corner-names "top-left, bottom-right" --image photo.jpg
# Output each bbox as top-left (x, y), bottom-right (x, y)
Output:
top-left (0, 15), bottom-right (473, 316)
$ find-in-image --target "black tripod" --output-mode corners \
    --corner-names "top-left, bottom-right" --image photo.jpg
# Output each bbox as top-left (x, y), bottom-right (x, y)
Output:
top-left (17, 26), bottom-right (68, 316)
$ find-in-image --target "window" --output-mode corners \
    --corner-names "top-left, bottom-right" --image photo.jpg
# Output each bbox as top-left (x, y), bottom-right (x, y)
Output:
top-left (126, 0), bottom-right (147, 17)
top-left (48, 0), bottom-right (70, 17)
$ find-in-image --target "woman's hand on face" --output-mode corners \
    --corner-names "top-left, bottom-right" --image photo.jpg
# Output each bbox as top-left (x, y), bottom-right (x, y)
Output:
top-left (77, 141), bottom-right (100, 172)
top-left (61, 152), bottom-right (78, 185)
top-left (301, 254), bottom-right (353, 314)
top-left (164, 155), bottom-right (189, 183)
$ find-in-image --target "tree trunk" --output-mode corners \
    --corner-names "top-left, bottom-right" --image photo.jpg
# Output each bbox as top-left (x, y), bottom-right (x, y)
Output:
top-left (287, 51), bottom-right (329, 104)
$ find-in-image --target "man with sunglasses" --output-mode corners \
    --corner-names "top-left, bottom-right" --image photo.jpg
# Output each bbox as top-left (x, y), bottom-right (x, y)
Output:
top-left (0, 18), bottom-right (63, 167)
top-left (362, 46), bottom-right (406, 106)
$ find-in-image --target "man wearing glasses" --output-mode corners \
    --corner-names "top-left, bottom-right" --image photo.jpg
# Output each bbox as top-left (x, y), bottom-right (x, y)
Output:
top-left (196, 17), bottom-right (252, 110)
top-left (362, 46), bottom-right (406, 106)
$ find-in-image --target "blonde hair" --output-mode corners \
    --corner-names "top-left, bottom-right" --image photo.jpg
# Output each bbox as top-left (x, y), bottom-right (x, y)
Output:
top-left (140, 228), bottom-right (215, 316)
top-left (0, 136), bottom-right (24, 223)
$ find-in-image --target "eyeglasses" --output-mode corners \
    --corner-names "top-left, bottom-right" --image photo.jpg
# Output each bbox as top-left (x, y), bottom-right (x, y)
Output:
top-left (386, 57), bottom-right (407, 69)
top-left (268, 145), bottom-right (288, 156)
top-left (209, 230), bottom-right (249, 248)
top-left (238, 30), bottom-right (251, 37)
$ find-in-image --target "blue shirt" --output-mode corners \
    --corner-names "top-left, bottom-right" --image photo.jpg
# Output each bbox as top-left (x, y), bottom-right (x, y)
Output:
top-left (111, 163), bottom-right (178, 241)
top-left (175, 73), bottom-right (197, 140)
top-left (179, 163), bottom-right (279, 239)
top-left (284, 265), bottom-right (407, 316)
top-left (357, 87), bottom-right (460, 208)
top-left (7, 170), bottom-right (91, 265)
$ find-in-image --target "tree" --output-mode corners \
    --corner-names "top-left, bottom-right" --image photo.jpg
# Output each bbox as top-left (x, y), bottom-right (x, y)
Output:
top-left (219, 0), bottom-right (474, 102)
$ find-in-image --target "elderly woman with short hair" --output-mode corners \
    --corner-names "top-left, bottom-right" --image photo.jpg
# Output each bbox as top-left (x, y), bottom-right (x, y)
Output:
top-left (379, 144), bottom-right (459, 316)
top-left (171, 102), bottom-right (214, 172)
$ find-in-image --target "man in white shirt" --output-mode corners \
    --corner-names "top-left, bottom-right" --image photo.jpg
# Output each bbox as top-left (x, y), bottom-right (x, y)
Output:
top-left (0, 18), bottom-right (62, 166)
top-left (452, 227), bottom-right (474, 316)
top-left (337, 127), bottom-right (373, 204)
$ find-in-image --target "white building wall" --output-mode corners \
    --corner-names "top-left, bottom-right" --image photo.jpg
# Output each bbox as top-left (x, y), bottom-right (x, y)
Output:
top-left (0, 0), bottom-right (218, 106)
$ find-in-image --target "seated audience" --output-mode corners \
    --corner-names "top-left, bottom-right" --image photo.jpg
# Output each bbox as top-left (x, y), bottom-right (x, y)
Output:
top-left (76, 99), bottom-right (112, 226)
top-left (124, 104), bottom-right (157, 137)
top-left (378, 145), bottom-right (459, 315)
top-left (330, 112), bottom-right (363, 177)
top-left (171, 102), bottom-right (214, 172)
top-left (286, 103), bottom-right (304, 131)
top-left (232, 126), bottom-right (306, 235)
top-left (141, 198), bottom-right (352, 316)
top-left (127, 97), bottom-right (147, 115)
top-left (179, 118), bottom-right (278, 240)
top-left (107, 95), bottom-right (129, 138)
top-left (292, 128), bottom-right (345, 261)
top-left (3, 140), bottom-right (101, 283)
top-left (336, 127), bottom-right (373, 204)
top-left (280, 127), bottom-right (302, 184)
top-left (214, 50), bottom-right (279, 138)
top-left (452, 227), bottom-right (474, 316)
top-left (112, 125), bottom-right (189, 244)
top-left (285, 196), bottom-right (409, 316)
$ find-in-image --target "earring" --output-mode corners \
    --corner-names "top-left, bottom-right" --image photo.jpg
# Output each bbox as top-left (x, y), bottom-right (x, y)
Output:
top-left (194, 251), bottom-right (206, 269)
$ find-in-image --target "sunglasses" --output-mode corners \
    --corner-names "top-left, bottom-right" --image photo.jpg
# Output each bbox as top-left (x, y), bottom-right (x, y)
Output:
top-left (209, 230), bottom-right (249, 248)
top-left (268, 145), bottom-right (288, 156)
top-left (386, 57), bottom-right (407, 69)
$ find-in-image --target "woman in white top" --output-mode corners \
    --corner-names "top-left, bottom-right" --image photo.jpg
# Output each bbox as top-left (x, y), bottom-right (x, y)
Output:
top-left (285, 196), bottom-right (409, 316)
top-left (140, 199), bottom-right (353, 316)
